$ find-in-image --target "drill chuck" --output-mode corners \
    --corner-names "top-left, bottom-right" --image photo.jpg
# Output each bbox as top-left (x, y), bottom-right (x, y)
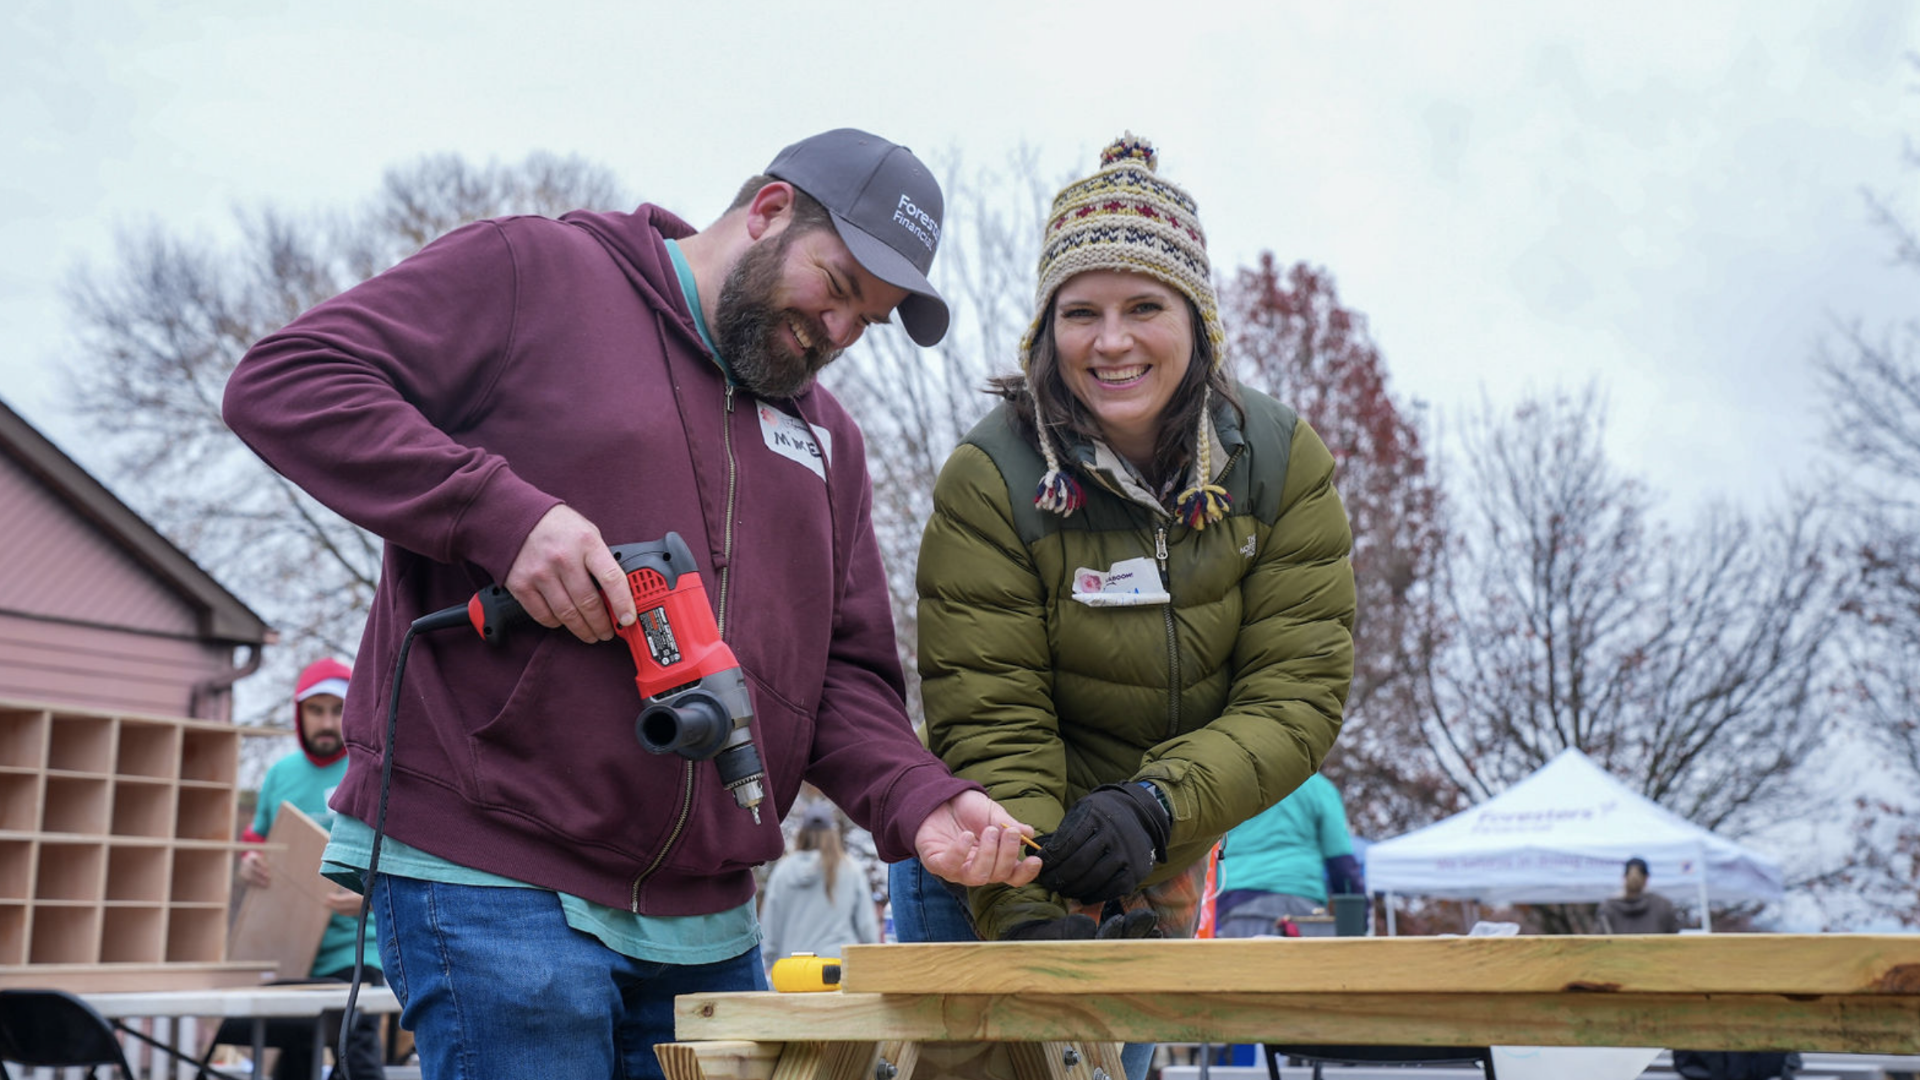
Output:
top-left (636, 666), bottom-right (766, 821)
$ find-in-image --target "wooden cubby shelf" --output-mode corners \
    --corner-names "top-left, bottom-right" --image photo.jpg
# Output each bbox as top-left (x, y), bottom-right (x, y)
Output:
top-left (115, 721), bottom-right (179, 780)
top-left (0, 710), bottom-right (46, 769)
top-left (179, 728), bottom-right (239, 785)
top-left (0, 701), bottom-right (247, 987)
top-left (0, 841), bottom-right (28, 901)
top-left (165, 904), bottom-right (225, 963)
top-left (111, 779), bottom-right (175, 838)
top-left (30, 904), bottom-right (101, 965)
top-left (36, 842), bottom-right (104, 901)
top-left (106, 845), bottom-right (168, 903)
top-left (48, 715), bottom-right (113, 774)
top-left (100, 905), bottom-right (165, 964)
top-left (43, 775), bottom-right (110, 835)
top-left (0, 772), bottom-right (38, 833)
top-left (0, 904), bottom-right (24, 966)
top-left (174, 785), bottom-right (235, 843)
top-left (168, 848), bottom-right (230, 904)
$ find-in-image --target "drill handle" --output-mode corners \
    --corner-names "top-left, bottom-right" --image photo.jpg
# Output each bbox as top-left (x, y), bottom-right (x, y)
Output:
top-left (609, 531), bottom-right (700, 592)
top-left (461, 532), bottom-right (694, 647)
top-left (468, 585), bottom-right (531, 645)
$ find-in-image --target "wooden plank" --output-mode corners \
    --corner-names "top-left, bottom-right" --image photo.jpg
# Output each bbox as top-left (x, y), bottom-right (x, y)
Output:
top-left (0, 961), bottom-right (274, 992)
top-left (763, 1042), bottom-right (882, 1080)
top-left (840, 937), bottom-right (1920, 997)
top-left (881, 1039), bottom-right (920, 1080)
top-left (1004, 1042), bottom-right (1125, 1080)
top-left (654, 1040), bottom-right (783, 1080)
top-left (915, 1042), bottom-right (1028, 1080)
top-left (226, 801), bottom-right (332, 980)
top-left (674, 990), bottom-right (1920, 1054)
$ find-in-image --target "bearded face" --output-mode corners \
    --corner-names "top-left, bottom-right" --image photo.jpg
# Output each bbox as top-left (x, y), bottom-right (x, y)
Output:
top-left (299, 696), bottom-right (344, 758)
top-left (713, 226), bottom-right (843, 400)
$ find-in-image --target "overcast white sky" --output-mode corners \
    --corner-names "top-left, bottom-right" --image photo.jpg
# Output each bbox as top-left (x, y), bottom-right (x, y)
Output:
top-left (5, 1), bottom-right (1916, 516)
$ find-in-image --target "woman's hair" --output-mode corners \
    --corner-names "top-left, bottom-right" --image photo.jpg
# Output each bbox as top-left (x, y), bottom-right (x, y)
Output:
top-left (989, 294), bottom-right (1241, 492)
top-left (795, 813), bottom-right (847, 897)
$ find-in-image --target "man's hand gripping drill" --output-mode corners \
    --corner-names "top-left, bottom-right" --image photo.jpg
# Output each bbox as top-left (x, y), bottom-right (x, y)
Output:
top-left (460, 531), bottom-right (767, 822)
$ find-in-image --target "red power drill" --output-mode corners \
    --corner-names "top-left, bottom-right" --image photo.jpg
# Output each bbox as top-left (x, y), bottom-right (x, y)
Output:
top-left (465, 532), bottom-right (766, 822)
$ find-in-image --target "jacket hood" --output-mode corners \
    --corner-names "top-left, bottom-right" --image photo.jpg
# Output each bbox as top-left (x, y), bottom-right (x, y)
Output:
top-left (561, 204), bottom-right (703, 349)
top-left (779, 849), bottom-right (826, 889)
top-left (293, 657), bottom-right (352, 766)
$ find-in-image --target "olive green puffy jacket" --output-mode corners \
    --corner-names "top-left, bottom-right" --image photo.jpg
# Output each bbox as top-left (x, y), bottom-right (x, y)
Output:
top-left (917, 386), bottom-right (1356, 939)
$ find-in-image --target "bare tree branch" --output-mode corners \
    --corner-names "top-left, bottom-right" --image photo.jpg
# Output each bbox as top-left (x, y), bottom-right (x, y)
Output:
top-left (60, 152), bottom-right (625, 726)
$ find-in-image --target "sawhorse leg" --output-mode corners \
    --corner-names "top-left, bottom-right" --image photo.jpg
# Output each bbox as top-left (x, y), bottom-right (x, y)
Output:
top-left (661, 1040), bottom-right (1124, 1080)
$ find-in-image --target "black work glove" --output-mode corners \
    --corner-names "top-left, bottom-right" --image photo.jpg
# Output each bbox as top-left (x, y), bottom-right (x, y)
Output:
top-left (1035, 782), bottom-right (1171, 903)
top-left (1000, 914), bottom-right (1100, 940)
top-left (1094, 899), bottom-right (1163, 939)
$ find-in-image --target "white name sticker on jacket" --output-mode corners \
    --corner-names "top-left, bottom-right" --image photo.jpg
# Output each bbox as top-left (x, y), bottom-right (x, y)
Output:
top-left (1071, 556), bottom-right (1171, 607)
top-left (757, 403), bottom-right (833, 482)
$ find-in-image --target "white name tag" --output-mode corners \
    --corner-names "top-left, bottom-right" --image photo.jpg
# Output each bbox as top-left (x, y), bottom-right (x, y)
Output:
top-left (757, 403), bottom-right (833, 481)
top-left (1071, 556), bottom-right (1170, 607)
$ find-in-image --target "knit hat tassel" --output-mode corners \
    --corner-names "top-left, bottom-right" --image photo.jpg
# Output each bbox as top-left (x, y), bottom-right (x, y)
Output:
top-left (1172, 386), bottom-right (1231, 529)
top-left (1029, 381), bottom-right (1085, 516)
top-left (1035, 467), bottom-right (1086, 516)
top-left (1174, 481), bottom-right (1231, 529)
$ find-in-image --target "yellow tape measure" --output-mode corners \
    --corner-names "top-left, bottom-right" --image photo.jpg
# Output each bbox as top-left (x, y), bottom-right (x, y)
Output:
top-left (769, 953), bottom-right (842, 992)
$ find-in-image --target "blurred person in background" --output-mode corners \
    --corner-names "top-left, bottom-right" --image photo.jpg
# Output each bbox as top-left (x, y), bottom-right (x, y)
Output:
top-left (1598, 856), bottom-right (1681, 934)
top-left (1213, 770), bottom-right (1363, 938)
top-left (760, 802), bottom-right (880, 972)
top-left (237, 658), bottom-right (386, 1080)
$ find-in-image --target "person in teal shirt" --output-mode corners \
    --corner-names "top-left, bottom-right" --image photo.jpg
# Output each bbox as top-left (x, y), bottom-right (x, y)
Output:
top-left (1214, 772), bottom-right (1363, 936)
top-left (237, 657), bottom-right (385, 1079)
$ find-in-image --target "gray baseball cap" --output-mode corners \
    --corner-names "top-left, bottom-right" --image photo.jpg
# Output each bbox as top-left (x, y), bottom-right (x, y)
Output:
top-left (766, 129), bottom-right (951, 347)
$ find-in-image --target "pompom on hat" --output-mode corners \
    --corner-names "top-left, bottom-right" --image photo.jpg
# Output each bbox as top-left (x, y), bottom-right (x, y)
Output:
top-left (1021, 133), bottom-right (1232, 529)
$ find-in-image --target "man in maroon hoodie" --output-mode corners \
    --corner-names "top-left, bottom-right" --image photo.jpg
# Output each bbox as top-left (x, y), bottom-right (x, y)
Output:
top-left (223, 129), bottom-right (1040, 1079)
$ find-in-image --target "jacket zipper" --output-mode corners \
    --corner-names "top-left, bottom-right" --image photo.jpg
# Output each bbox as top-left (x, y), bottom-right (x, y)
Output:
top-left (630, 760), bottom-right (694, 911)
top-left (629, 383), bottom-right (742, 911)
top-left (716, 385), bottom-right (739, 635)
top-left (1156, 524), bottom-right (1180, 739)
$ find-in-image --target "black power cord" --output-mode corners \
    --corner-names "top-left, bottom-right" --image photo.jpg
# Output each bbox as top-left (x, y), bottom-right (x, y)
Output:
top-left (337, 602), bottom-right (469, 1078)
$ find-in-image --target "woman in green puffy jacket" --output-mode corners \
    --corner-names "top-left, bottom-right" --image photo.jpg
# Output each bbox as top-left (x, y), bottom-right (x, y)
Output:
top-left (889, 133), bottom-right (1357, 999)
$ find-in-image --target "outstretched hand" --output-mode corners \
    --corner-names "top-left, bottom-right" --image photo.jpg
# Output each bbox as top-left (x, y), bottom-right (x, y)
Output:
top-left (914, 790), bottom-right (1042, 888)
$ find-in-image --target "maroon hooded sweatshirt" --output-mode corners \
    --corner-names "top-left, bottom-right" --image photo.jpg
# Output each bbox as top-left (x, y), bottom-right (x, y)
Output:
top-left (222, 205), bottom-right (977, 916)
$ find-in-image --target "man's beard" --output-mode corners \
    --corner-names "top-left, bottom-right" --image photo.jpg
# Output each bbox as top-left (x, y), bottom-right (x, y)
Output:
top-left (714, 228), bottom-right (842, 399)
top-left (305, 732), bottom-right (342, 757)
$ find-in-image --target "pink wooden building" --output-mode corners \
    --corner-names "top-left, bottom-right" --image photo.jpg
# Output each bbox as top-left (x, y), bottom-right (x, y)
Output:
top-left (0, 399), bottom-right (272, 721)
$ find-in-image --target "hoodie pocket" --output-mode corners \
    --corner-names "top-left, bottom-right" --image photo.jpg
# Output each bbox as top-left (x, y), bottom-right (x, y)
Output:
top-left (469, 636), bottom-right (677, 851)
top-left (657, 668), bottom-right (796, 877)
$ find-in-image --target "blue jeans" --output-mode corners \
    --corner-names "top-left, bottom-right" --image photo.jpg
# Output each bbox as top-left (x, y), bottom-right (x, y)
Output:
top-left (371, 874), bottom-right (767, 1080)
top-left (887, 859), bottom-right (1153, 1080)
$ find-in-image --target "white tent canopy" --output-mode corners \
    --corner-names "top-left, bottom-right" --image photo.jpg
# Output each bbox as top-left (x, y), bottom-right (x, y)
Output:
top-left (1365, 748), bottom-right (1784, 907)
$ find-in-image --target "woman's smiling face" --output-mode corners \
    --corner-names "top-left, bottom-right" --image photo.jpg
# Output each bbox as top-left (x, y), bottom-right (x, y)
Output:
top-left (1051, 269), bottom-right (1195, 467)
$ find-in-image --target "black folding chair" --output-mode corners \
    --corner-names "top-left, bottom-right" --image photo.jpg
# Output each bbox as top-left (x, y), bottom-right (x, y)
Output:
top-left (0, 987), bottom-right (247, 1080)
top-left (1265, 1042), bottom-right (1499, 1080)
top-left (0, 988), bottom-right (136, 1079)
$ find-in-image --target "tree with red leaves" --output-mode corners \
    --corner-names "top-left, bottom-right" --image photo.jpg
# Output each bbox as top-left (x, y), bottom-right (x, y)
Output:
top-left (1224, 255), bottom-right (1457, 838)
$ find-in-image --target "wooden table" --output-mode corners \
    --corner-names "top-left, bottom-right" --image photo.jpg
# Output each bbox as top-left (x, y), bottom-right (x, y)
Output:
top-left (85, 983), bottom-right (402, 1080)
top-left (663, 936), bottom-right (1920, 1080)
